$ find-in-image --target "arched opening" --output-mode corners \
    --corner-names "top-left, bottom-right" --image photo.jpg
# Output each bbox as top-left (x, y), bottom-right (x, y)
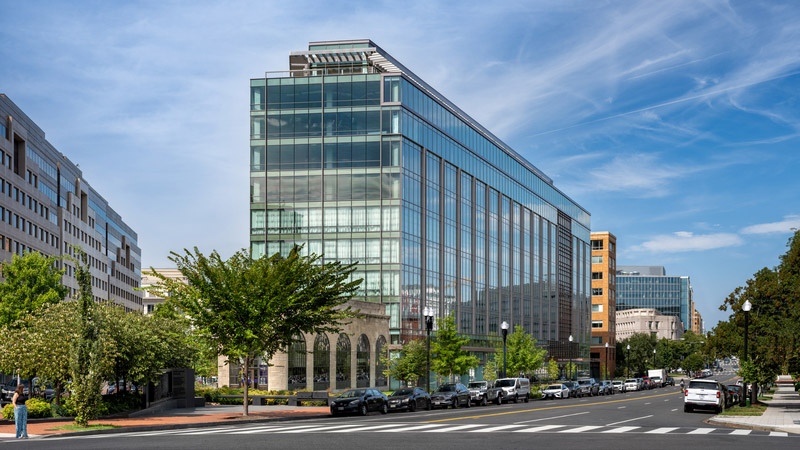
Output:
top-left (287, 335), bottom-right (307, 391)
top-left (313, 334), bottom-right (330, 390)
top-left (356, 334), bottom-right (370, 387)
top-left (375, 335), bottom-right (387, 387)
top-left (336, 334), bottom-right (351, 390)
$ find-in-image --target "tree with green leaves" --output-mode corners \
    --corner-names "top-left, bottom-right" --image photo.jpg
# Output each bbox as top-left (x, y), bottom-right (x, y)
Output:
top-left (547, 359), bottom-right (559, 381)
top-left (563, 362), bottom-right (576, 379)
top-left (381, 339), bottom-right (427, 387)
top-left (504, 325), bottom-right (547, 378)
top-left (483, 355), bottom-right (499, 383)
top-left (430, 314), bottom-right (479, 382)
top-left (619, 333), bottom-right (657, 376)
top-left (146, 245), bottom-right (360, 416)
top-left (0, 252), bottom-right (67, 328)
top-left (70, 249), bottom-right (104, 427)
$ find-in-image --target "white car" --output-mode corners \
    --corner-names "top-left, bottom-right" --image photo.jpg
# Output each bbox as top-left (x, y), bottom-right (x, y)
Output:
top-left (684, 379), bottom-right (725, 413)
top-left (542, 384), bottom-right (570, 400)
top-left (624, 378), bottom-right (639, 391)
top-left (612, 380), bottom-right (626, 393)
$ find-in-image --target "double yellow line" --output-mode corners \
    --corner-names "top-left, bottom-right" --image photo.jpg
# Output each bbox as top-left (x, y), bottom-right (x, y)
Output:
top-left (426, 390), bottom-right (682, 422)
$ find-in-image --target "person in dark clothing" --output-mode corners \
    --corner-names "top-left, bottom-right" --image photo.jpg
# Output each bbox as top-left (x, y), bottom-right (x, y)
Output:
top-left (12, 384), bottom-right (28, 439)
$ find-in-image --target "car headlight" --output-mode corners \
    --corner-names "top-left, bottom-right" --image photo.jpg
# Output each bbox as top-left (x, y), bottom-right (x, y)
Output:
top-left (401, 398), bottom-right (409, 403)
top-left (348, 400), bottom-right (359, 406)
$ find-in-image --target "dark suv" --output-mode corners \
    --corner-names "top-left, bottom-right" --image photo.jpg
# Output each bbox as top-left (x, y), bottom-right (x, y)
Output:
top-left (576, 378), bottom-right (599, 397)
top-left (430, 383), bottom-right (471, 409)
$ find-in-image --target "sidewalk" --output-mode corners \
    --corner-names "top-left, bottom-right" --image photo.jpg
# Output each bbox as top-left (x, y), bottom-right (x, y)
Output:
top-left (709, 383), bottom-right (800, 434)
top-left (0, 404), bottom-right (330, 440)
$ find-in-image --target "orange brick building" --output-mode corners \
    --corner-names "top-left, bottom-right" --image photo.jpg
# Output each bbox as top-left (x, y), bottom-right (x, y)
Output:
top-left (590, 232), bottom-right (616, 379)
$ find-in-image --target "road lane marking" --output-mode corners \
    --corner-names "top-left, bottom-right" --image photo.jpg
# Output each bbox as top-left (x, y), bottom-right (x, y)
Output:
top-left (514, 425), bottom-right (565, 433)
top-left (729, 430), bottom-right (751, 435)
top-left (671, 408), bottom-right (678, 411)
top-left (646, 427), bottom-right (678, 434)
top-left (604, 426), bottom-right (640, 433)
top-left (469, 425), bottom-right (524, 432)
top-left (606, 415), bottom-right (653, 426)
top-left (330, 424), bottom-right (399, 433)
top-left (559, 426), bottom-right (603, 433)
top-left (769, 431), bottom-right (788, 437)
top-left (644, 402), bottom-right (651, 405)
top-left (426, 391), bottom-right (679, 422)
top-left (664, 399), bottom-right (670, 402)
top-left (378, 424), bottom-right (441, 432)
top-left (227, 426), bottom-right (284, 434)
top-left (423, 424), bottom-right (482, 432)
top-left (617, 406), bottom-right (626, 409)
top-left (275, 424), bottom-right (361, 433)
top-left (514, 411), bottom-right (589, 424)
top-left (688, 428), bottom-right (715, 434)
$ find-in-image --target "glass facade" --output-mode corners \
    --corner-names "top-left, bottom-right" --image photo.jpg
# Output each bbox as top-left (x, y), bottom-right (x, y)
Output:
top-left (616, 267), bottom-right (693, 332)
top-left (251, 40), bottom-right (591, 362)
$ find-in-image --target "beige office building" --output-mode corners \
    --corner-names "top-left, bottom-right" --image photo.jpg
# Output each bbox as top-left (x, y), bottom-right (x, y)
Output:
top-left (616, 308), bottom-right (684, 341)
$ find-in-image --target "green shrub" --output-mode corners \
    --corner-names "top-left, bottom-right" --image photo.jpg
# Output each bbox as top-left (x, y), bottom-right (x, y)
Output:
top-left (50, 402), bottom-right (69, 418)
top-left (2, 398), bottom-right (53, 420)
top-left (101, 392), bottom-right (142, 415)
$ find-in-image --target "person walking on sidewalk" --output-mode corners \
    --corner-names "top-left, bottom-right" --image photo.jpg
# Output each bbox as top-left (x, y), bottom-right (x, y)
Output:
top-left (12, 384), bottom-right (29, 439)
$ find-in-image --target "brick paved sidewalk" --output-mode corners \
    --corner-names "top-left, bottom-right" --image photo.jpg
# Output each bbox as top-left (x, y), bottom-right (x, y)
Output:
top-left (709, 382), bottom-right (800, 434)
top-left (0, 405), bottom-right (330, 440)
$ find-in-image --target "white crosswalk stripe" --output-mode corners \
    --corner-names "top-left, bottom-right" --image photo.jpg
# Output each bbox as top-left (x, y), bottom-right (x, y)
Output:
top-left (603, 426), bottom-right (640, 433)
top-left (514, 425), bottom-right (565, 433)
top-left (469, 425), bottom-right (524, 432)
top-left (645, 427), bottom-right (678, 434)
top-left (377, 424), bottom-right (442, 432)
top-left (687, 428), bottom-right (715, 434)
top-left (729, 429), bottom-right (752, 435)
top-left (423, 424), bottom-right (482, 432)
top-left (769, 431), bottom-right (788, 437)
top-left (559, 426), bottom-right (603, 433)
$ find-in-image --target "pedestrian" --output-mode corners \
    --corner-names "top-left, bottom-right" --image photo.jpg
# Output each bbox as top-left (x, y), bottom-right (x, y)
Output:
top-left (12, 384), bottom-right (29, 439)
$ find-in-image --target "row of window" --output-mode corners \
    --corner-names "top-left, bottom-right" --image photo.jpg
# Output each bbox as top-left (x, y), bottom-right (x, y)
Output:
top-left (251, 140), bottom-right (401, 171)
top-left (0, 235), bottom-right (42, 257)
top-left (250, 77), bottom-right (381, 111)
top-left (1, 206), bottom-right (58, 249)
top-left (0, 149), bottom-right (11, 170)
top-left (252, 172), bottom-right (401, 203)
top-left (252, 206), bottom-right (401, 235)
top-left (1, 176), bottom-right (57, 225)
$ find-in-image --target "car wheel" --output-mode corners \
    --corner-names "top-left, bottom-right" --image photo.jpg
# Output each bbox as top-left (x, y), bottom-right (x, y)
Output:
top-left (409, 400), bottom-right (416, 412)
top-left (524, 393), bottom-right (529, 403)
top-left (684, 404), bottom-right (692, 413)
top-left (381, 402), bottom-right (388, 415)
top-left (466, 397), bottom-right (472, 408)
top-left (496, 395), bottom-right (503, 405)
top-left (330, 410), bottom-right (338, 417)
top-left (451, 398), bottom-right (458, 409)
top-left (359, 403), bottom-right (368, 416)
top-left (481, 396), bottom-right (487, 407)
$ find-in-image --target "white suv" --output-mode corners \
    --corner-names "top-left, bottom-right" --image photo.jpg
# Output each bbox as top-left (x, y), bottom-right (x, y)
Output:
top-left (684, 379), bottom-right (725, 413)
top-left (494, 378), bottom-right (531, 403)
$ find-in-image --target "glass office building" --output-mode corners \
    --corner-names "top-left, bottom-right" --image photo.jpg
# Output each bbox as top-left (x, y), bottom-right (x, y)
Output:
top-left (250, 40), bottom-right (591, 367)
top-left (616, 265), bottom-right (693, 332)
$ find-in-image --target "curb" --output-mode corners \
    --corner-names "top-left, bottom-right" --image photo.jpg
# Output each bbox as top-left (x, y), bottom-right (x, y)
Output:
top-left (38, 413), bottom-right (332, 438)
top-left (706, 417), bottom-right (800, 435)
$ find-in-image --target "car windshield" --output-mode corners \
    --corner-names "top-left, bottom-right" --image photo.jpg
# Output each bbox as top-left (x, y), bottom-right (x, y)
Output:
top-left (468, 382), bottom-right (485, 389)
top-left (339, 389), bottom-right (367, 398)
top-left (688, 381), bottom-right (717, 390)
top-left (437, 385), bottom-right (456, 392)
top-left (546, 385), bottom-right (563, 390)
top-left (625, 379), bottom-right (637, 383)
top-left (613, 381), bottom-right (622, 385)
top-left (578, 380), bottom-right (590, 385)
top-left (391, 389), bottom-right (414, 396)
top-left (495, 379), bottom-right (515, 387)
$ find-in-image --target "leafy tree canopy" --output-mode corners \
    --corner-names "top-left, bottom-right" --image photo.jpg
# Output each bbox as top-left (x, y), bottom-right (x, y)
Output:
top-left (431, 314), bottom-right (479, 381)
top-left (0, 252), bottom-right (67, 328)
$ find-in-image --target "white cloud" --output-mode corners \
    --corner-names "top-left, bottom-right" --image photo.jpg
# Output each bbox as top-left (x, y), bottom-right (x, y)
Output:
top-left (740, 215), bottom-right (800, 234)
top-left (632, 232), bottom-right (744, 253)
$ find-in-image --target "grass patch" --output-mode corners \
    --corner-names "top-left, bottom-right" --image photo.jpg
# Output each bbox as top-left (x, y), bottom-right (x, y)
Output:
top-left (719, 404), bottom-right (767, 416)
top-left (49, 423), bottom-right (122, 432)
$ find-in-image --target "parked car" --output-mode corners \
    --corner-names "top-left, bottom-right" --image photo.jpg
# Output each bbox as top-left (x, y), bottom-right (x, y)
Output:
top-left (387, 387), bottom-right (431, 412)
top-left (684, 379), bottom-right (726, 413)
top-left (1, 379), bottom-right (29, 402)
top-left (542, 384), bottom-right (570, 400)
top-left (467, 380), bottom-right (500, 406)
top-left (624, 378), bottom-right (640, 392)
top-left (563, 381), bottom-right (580, 398)
top-left (598, 380), bottom-right (614, 395)
top-left (720, 384), bottom-right (734, 408)
top-left (641, 377), bottom-right (655, 389)
top-left (664, 376), bottom-right (675, 387)
top-left (650, 376), bottom-right (663, 388)
top-left (430, 383), bottom-right (472, 409)
top-left (576, 378), bottom-right (599, 397)
top-left (726, 385), bottom-right (743, 405)
top-left (612, 380), bottom-right (626, 393)
top-left (330, 388), bottom-right (388, 416)
top-left (494, 378), bottom-right (531, 403)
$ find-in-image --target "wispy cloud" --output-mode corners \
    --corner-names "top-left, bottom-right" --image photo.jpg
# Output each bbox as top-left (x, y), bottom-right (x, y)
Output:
top-left (632, 231), bottom-right (744, 253)
top-left (740, 215), bottom-right (800, 234)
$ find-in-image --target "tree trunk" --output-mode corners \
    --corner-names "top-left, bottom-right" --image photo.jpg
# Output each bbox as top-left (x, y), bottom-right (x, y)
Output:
top-left (243, 355), bottom-right (250, 416)
top-left (55, 381), bottom-right (62, 406)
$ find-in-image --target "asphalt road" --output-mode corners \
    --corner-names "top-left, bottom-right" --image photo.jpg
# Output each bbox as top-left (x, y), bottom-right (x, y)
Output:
top-left (16, 367), bottom-right (796, 449)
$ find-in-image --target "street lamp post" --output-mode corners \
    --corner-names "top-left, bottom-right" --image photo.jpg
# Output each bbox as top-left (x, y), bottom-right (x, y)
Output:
top-left (626, 344), bottom-right (631, 378)
top-left (653, 348), bottom-right (656, 369)
top-left (569, 335), bottom-right (574, 381)
top-left (742, 300), bottom-right (751, 407)
top-left (423, 307), bottom-right (434, 393)
top-left (605, 342), bottom-right (609, 381)
top-left (501, 321), bottom-right (509, 378)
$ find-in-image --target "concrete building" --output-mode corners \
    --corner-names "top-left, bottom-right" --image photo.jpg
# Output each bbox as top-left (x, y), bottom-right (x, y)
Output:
top-left (140, 268), bottom-right (186, 314)
top-left (249, 40), bottom-right (592, 381)
top-left (218, 300), bottom-right (390, 391)
top-left (616, 308), bottom-right (684, 341)
top-left (590, 232), bottom-right (616, 379)
top-left (616, 265), bottom-right (692, 332)
top-left (0, 94), bottom-right (142, 310)
top-left (692, 307), bottom-right (704, 335)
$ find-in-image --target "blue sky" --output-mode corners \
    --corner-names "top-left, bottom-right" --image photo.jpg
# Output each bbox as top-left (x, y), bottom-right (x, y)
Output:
top-left (2, 0), bottom-right (799, 330)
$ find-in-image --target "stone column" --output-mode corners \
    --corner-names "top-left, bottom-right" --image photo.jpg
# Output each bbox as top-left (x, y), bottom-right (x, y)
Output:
top-left (269, 350), bottom-right (288, 391)
top-left (350, 334), bottom-right (357, 389)
top-left (329, 333), bottom-right (337, 392)
top-left (305, 333), bottom-right (314, 391)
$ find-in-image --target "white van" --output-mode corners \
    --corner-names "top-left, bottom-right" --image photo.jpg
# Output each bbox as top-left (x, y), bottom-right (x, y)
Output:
top-left (494, 378), bottom-right (531, 403)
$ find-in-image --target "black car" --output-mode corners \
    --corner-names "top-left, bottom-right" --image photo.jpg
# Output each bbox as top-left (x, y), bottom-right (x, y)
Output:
top-left (562, 381), bottom-right (580, 398)
top-left (330, 388), bottom-right (388, 416)
top-left (430, 383), bottom-right (471, 409)
top-left (387, 387), bottom-right (431, 412)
